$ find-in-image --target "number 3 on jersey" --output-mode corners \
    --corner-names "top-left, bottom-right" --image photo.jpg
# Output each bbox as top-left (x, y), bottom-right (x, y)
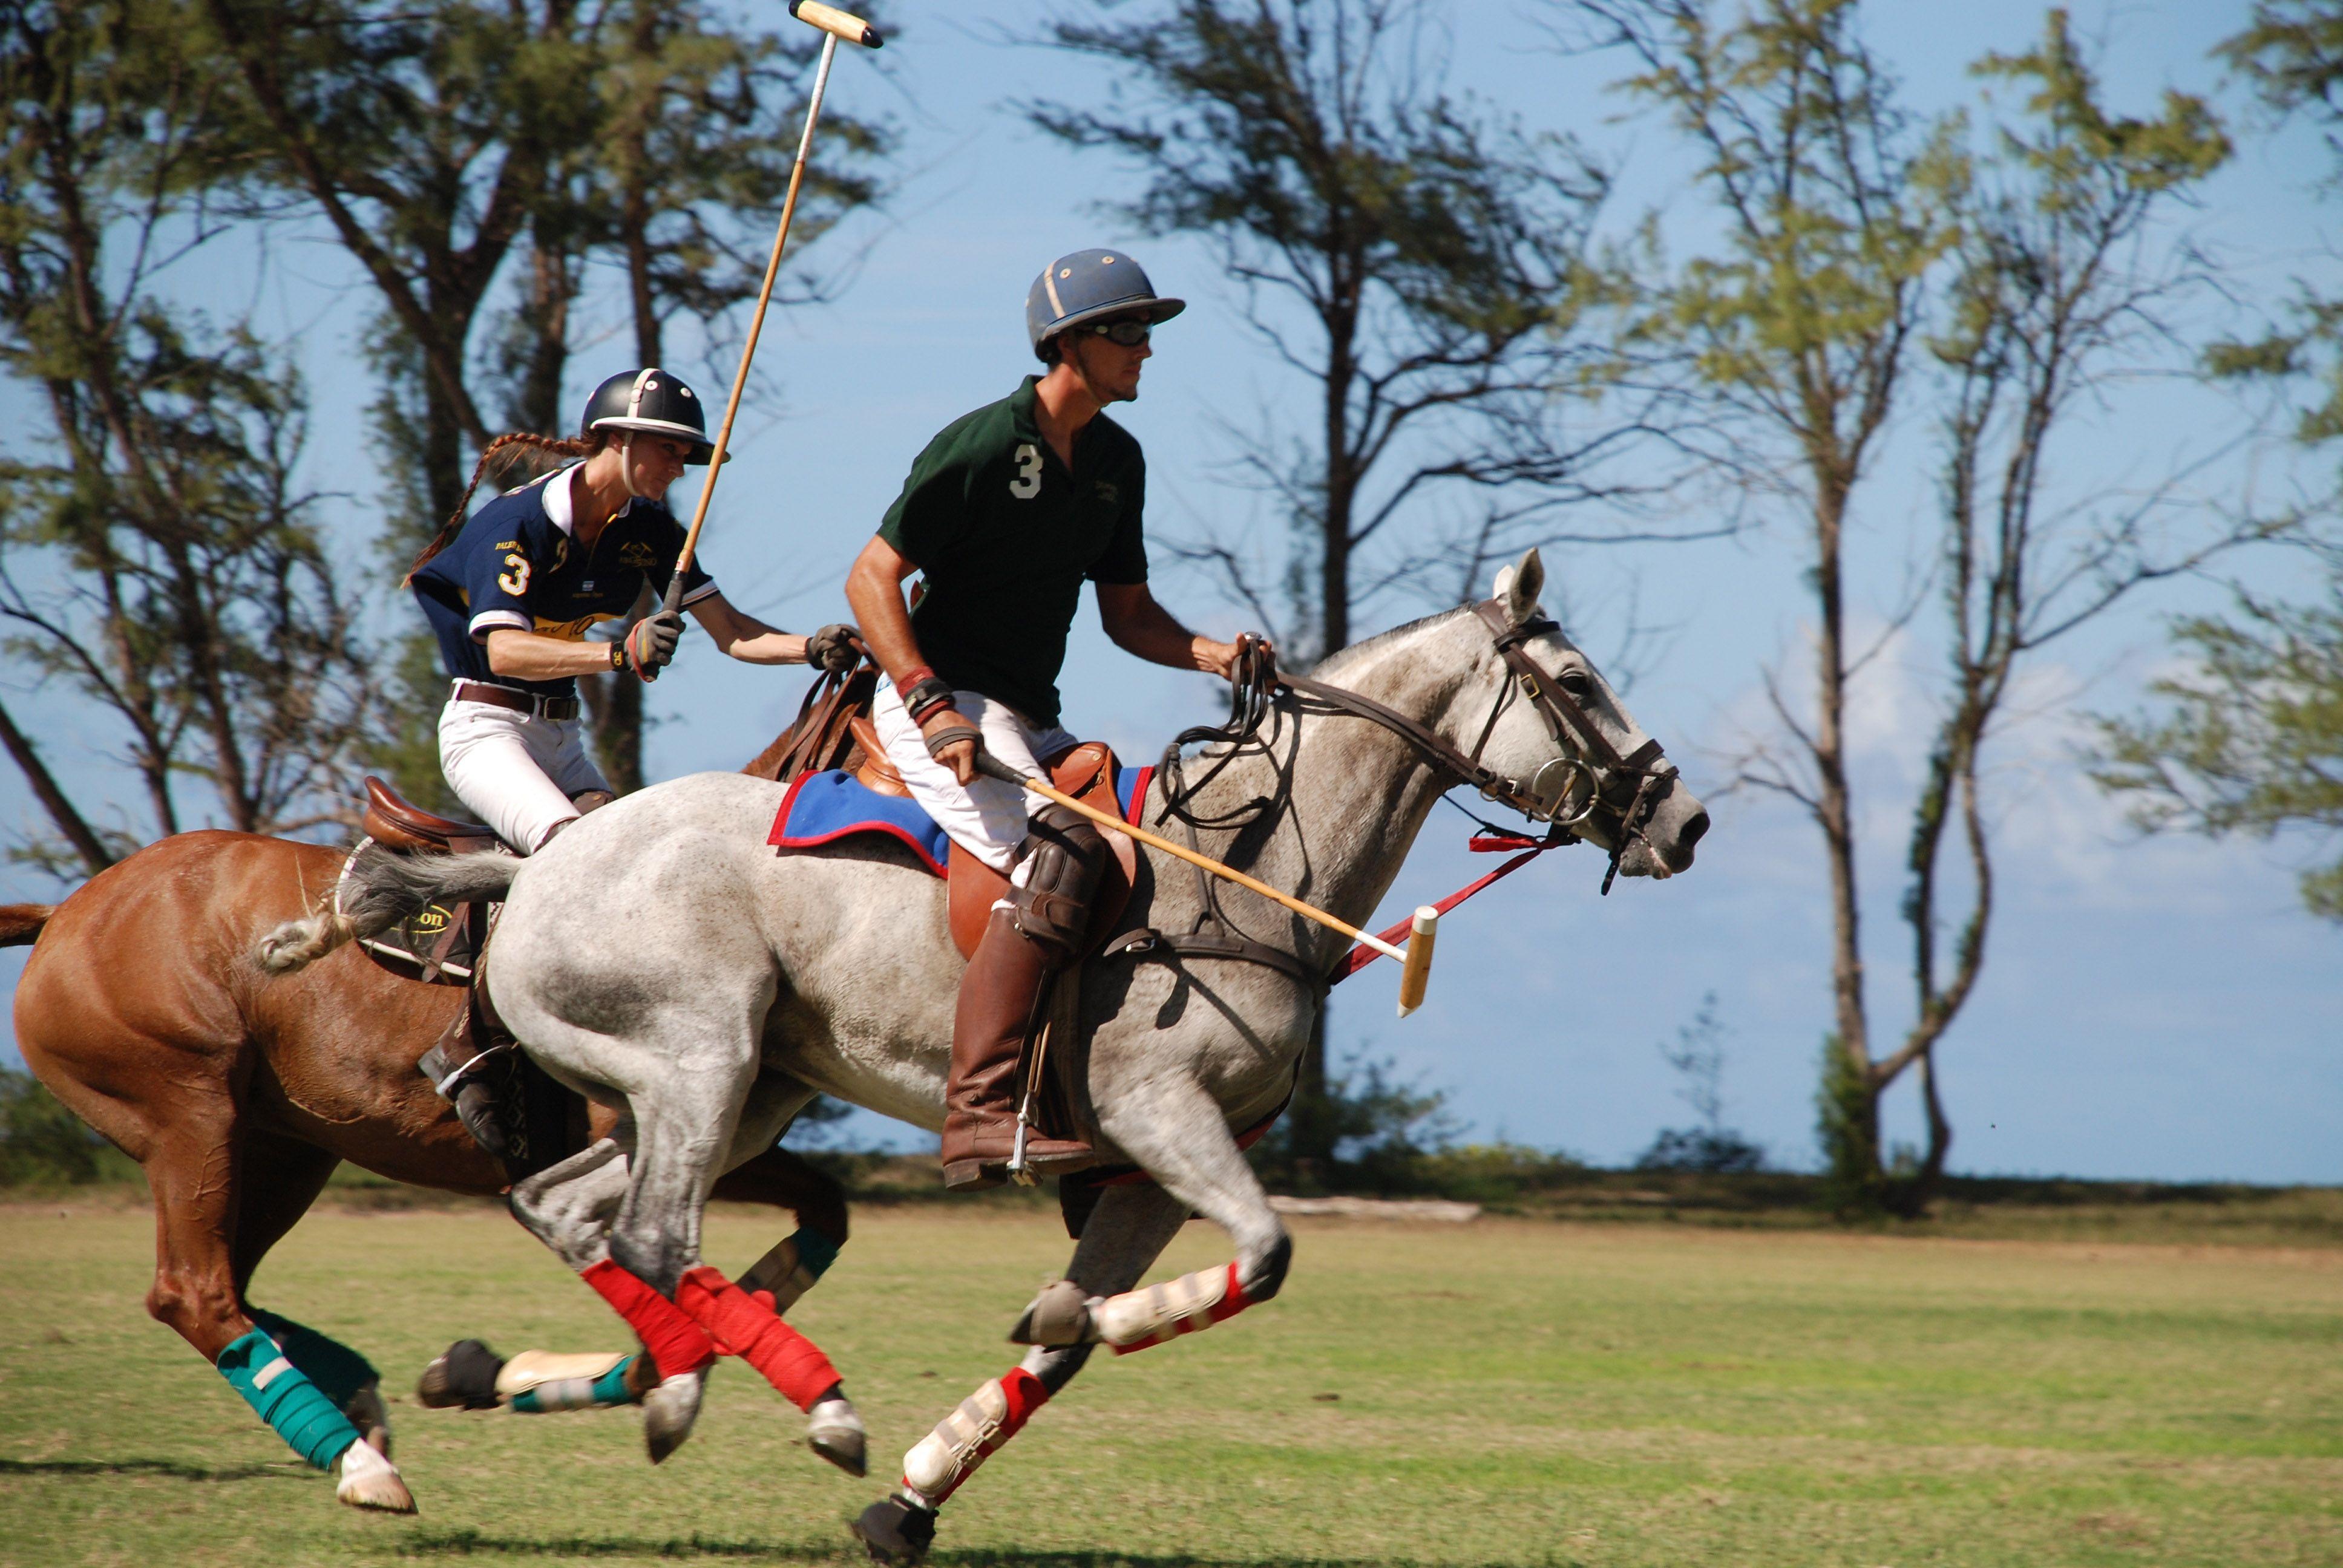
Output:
top-left (1009, 442), bottom-right (1043, 500)
top-left (497, 550), bottom-right (531, 596)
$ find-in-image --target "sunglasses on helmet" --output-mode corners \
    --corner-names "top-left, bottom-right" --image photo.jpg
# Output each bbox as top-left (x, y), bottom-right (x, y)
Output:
top-left (1076, 318), bottom-right (1153, 347)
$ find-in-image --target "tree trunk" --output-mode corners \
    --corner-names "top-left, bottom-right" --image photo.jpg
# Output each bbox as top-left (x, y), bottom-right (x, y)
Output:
top-left (1812, 474), bottom-right (1881, 1196)
top-left (0, 699), bottom-right (116, 875)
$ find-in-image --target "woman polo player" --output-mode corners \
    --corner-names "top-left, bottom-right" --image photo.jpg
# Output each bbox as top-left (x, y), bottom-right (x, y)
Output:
top-left (406, 367), bottom-right (855, 852)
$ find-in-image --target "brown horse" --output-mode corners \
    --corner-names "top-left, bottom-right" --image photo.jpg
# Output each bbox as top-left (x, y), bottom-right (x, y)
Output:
top-left (4, 829), bottom-right (848, 1513)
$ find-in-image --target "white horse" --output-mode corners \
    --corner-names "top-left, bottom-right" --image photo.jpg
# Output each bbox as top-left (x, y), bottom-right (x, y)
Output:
top-left (263, 550), bottom-right (1708, 1561)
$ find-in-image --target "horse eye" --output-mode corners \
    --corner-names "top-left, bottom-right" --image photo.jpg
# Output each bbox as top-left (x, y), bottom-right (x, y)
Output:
top-left (1560, 670), bottom-right (1594, 698)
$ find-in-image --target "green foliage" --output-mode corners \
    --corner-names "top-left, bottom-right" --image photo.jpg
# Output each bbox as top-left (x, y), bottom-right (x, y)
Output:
top-left (1814, 1033), bottom-right (1883, 1214)
top-left (0, 1065), bottom-right (106, 1185)
top-left (1031, 0), bottom-right (1630, 656)
top-left (1, 0), bottom-right (379, 864)
top-left (2096, 576), bottom-right (2343, 920)
top-left (1247, 1049), bottom-right (1463, 1195)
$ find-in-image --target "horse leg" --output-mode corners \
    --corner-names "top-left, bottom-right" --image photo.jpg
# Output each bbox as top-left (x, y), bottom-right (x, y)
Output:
top-left (609, 1080), bottom-right (866, 1475)
top-left (424, 1127), bottom-right (850, 1421)
top-left (143, 1122), bottom-right (415, 1512)
top-left (853, 1181), bottom-right (1191, 1563)
top-left (507, 1136), bottom-right (715, 1462)
top-left (1032, 1071), bottom-right (1295, 1354)
top-left (230, 1132), bottom-right (395, 1460)
top-left (718, 1142), bottom-right (851, 1316)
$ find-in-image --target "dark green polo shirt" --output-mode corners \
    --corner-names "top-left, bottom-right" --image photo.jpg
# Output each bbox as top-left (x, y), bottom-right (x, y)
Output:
top-left (877, 376), bottom-right (1147, 726)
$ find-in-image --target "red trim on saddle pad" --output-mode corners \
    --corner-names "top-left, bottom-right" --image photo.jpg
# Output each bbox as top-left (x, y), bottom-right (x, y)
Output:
top-left (580, 1258), bottom-right (716, 1377)
top-left (767, 768), bottom-right (951, 877)
top-left (675, 1265), bottom-right (840, 1411)
top-left (766, 762), bottom-right (1158, 878)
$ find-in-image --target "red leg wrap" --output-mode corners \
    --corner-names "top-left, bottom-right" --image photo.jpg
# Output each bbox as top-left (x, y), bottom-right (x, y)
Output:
top-left (1109, 1262), bottom-right (1253, 1356)
top-left (579, 1258), bottom-right (715, 1377)
top-left (675, 1264), bottom-right (841, 1411)
top-left (1210, 1262), bottom-right (1251, 1323)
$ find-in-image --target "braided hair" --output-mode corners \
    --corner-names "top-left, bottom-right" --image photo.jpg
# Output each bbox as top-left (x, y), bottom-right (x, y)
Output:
top-left (402, 431), bottom-right (602, 584)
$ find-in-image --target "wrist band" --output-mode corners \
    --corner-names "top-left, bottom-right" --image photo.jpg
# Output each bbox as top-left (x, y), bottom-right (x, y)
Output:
top-left (610, 640), bottom-right (629, 673)
top-left (898, 663), bottom-right (937, 691)
top-left (903, 677), bottom-right (955, 725)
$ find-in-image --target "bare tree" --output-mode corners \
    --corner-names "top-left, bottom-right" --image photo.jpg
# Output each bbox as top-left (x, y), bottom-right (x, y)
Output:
top-left (1576, 0), bottom-right (2263, 1209)
top-left (1030, 0), bottom-right (1695, 660)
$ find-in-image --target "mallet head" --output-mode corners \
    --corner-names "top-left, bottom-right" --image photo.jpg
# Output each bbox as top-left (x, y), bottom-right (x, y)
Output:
top-left (788, 0), bottom-right (882, 48)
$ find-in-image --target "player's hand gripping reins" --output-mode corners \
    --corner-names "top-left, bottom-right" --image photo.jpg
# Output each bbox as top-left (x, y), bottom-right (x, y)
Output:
top-left (658, 1), bottom-right (881, 618)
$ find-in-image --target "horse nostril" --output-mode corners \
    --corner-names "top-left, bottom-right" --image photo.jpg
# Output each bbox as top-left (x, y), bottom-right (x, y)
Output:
top-left (1681, 809), bottom-right (1710, 848)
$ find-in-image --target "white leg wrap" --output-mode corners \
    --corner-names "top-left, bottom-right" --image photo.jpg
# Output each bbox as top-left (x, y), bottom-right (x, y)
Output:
top-left (900, 1368), bottom-right (1048, 1505)
top-left (495, 1350), bottom-right (630, 1397)
top-left (1095, 1262), bottom-right (1247, 1353)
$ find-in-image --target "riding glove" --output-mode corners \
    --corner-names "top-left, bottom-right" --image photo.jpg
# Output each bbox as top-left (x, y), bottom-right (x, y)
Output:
top-left (804, 623), bottom-right (861, 676)
top-left (621, 610), bottom-right (684, 682)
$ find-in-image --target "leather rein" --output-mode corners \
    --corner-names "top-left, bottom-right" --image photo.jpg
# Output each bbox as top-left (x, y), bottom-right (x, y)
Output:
top-left (1103, 598), bottom-right (1680, 990)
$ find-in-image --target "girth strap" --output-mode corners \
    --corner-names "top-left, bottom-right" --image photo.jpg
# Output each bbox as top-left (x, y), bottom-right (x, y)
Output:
top-left (1099, 926), bottom-right (1325, 990)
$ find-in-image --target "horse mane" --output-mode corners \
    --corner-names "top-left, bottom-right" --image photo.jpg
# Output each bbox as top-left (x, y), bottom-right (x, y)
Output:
top-left (1306, 605), bottom-right (1467, 682)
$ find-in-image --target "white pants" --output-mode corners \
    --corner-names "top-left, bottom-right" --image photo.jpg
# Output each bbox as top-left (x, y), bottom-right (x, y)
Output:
top-left (873, 679), bottom-right (1075, 873)
top-left (437, 692), bottom-right (612, 854)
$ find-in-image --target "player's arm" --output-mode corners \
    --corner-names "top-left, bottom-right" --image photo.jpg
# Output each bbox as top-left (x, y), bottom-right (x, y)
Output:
top-left (687, 592), bottom-right (810, 665)
top-left (1095, 581), bottom-right (1250, 678)
top-left (485, 629), bottom-right (634, 681)
top-left (845, 534), bottom-right (977, 782)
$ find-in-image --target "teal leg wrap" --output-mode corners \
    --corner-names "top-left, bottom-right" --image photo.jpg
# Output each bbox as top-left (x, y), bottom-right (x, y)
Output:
top-left (792, 1226), bottom-right (842, 1279)
top-left (248, 1308), bottom-right (379, 1408)
top-left (217, 1327), bottom-right (363, 1470)
top-left (508, 1355), bottom-right (638, 1414)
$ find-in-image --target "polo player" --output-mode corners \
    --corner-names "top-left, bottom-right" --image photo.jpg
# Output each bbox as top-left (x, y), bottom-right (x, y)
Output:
top-left (845, 249), bottom-right (1270, 1190)
top-left (407, 367), bottom-right (857, 855)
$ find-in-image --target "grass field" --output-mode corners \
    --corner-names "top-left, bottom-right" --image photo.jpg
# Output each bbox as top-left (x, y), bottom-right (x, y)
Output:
top-left (1, 1200), bottom-right (2337, 1567)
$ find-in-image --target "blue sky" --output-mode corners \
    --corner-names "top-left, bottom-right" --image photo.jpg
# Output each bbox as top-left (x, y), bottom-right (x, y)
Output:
top-left (4, 0), bottom-right (2336, 1181)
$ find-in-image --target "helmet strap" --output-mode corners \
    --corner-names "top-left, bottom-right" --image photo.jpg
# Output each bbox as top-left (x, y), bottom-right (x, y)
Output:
top-left (619, 433), bottom-right (641, 499)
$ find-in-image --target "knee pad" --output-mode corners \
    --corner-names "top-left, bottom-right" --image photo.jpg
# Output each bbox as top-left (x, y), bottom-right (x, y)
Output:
top-left (1009, 805), bottom-right (1108, 958)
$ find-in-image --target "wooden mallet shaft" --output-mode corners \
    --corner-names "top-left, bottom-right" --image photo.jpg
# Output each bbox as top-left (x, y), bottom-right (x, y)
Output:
top-left (660, 2), bottom-right (878, 614)
top-left (972, 751), bottom-right (1413, 970)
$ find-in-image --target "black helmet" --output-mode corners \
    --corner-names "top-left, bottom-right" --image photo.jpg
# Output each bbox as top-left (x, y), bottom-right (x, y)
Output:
top-left (581, 368), bottom-right (715, 463)
top-left (1025, 249), bottom-right (1185, 362)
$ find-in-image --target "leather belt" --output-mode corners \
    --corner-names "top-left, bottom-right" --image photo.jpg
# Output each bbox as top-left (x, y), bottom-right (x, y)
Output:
top-left (452, 681), bottom-right (581, 722)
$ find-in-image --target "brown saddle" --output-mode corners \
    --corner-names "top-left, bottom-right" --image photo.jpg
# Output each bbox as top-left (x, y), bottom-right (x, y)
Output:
top-left (362, 776), bottom-right (499, 855)
top-left (945, 740), bottom-right (1138, 960)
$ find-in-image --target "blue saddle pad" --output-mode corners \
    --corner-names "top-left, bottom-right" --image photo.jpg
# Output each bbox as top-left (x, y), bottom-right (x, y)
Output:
top-left (768, 761), bottom-right (1154, 878)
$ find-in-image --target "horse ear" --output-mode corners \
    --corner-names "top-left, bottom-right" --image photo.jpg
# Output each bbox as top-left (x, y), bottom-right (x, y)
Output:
top-left (1496, 548), bottom-right (1544, 621)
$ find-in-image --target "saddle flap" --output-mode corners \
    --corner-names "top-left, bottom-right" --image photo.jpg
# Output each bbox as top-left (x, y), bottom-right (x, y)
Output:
top-left (847, 714), bottom-right (910, 797)
top-left (362, 776), bottom-right (496, 855)
top-left (945, 744), bottom-right (1136, 960)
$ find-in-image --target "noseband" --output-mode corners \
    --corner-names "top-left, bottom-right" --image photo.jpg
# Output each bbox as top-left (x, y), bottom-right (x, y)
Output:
top-left (1276, 599), bottom-right (1679, 893)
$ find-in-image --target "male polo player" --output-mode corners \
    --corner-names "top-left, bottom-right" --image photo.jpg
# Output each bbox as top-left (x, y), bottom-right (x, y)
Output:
top-left (845, 249), bottom-right (1269, 1190)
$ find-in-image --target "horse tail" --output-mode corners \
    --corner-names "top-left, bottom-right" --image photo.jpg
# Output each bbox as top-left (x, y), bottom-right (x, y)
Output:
top-left (0, 904), bottom-right (55, 947)
top-left (254, 849), bottom-right (521, 977)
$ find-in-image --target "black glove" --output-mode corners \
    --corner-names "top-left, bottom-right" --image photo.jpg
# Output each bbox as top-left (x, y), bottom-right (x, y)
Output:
top-left (621, 610), bottom-right (684, 683)
top-left (804, 622), bottom-right (861, 676)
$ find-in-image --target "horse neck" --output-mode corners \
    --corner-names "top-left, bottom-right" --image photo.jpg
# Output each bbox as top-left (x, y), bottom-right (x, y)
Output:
top-left (1162, 612), bottom-right (1485, 967)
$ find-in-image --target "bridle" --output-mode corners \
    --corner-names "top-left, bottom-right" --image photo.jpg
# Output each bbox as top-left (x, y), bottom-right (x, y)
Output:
top-left (1272, 599), bottom-right (1680, 894)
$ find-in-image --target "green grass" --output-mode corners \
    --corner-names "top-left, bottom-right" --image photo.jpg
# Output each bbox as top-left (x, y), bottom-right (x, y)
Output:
top-left (1, 1202), bottom-right (2337, 1566)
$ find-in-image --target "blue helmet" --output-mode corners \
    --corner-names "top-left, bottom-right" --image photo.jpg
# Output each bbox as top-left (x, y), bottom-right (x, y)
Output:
top-left (1024, 249), bottom-right (1185, 362)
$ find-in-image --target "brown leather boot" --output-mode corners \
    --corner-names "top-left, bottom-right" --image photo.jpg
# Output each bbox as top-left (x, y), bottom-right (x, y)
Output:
top-left (940, 907), bottom-right (1093, 1191)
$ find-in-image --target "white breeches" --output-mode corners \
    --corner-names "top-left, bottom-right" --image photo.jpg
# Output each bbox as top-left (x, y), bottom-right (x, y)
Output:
top-left (873, 679), bottom-right (1075, 873)
top-left (437, 693), bottom-right (612, 854)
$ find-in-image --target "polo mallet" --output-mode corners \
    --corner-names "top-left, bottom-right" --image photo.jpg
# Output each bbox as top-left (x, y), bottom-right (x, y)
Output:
top-left (658, 0), bottom-right (882, 621)
top-left (969, 749), bottom-right (1442, 1018)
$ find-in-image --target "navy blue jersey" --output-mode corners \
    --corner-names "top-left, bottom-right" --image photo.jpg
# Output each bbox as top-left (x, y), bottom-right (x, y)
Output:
top-left (411, 465), bottom-right (718, 699)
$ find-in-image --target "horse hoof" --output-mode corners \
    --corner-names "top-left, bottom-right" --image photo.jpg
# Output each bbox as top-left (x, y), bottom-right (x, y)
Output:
top-left (807, 1395), bottom-right (867, 1477)
top-left (416, 1339), bottom-right (505, 1411)
top-left (346, 1382), bottom-right (394, 1457)
top-left (335, 1439), bottom-right (417, 1514)
top-left (1009, 1278), bottom-right (1095, 1347)
top-left (641, 1369), bottom-right (706, 1465)
top-left (851, 1493), bottom-right (936, 1564)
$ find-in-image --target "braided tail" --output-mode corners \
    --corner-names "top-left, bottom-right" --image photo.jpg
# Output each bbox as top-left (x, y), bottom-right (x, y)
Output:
top-left (254, 847), bottom-right (520, 976)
